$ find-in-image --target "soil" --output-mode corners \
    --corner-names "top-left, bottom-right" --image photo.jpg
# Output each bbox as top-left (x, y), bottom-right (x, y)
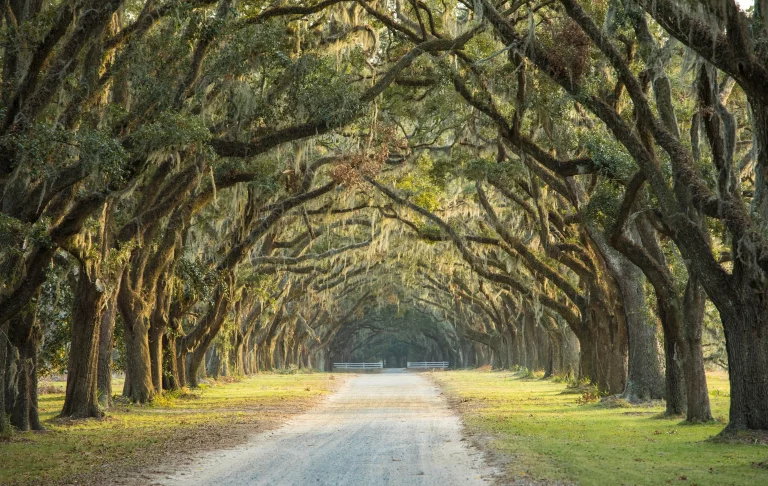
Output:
top-left (150, 370), bottom-right (496, 485)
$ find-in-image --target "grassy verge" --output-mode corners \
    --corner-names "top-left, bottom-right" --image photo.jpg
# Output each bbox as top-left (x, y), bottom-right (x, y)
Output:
top-left (432, 370), bottom-right (768, 486)
top-left (1, 372), bottom-right (340, 485)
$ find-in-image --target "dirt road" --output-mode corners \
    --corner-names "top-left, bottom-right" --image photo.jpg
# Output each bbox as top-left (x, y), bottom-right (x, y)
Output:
top-left (159, 370), bottom-right (494, 485)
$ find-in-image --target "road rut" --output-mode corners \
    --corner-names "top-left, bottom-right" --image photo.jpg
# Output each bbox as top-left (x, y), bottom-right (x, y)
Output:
top-left (159, 370), bottom-right (494, 485)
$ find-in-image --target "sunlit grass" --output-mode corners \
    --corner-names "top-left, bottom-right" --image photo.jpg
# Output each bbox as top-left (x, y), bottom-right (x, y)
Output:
top-left (1, 373), bottom-right (337, 485)
top-left (432, 370), bottom-right (768, 485)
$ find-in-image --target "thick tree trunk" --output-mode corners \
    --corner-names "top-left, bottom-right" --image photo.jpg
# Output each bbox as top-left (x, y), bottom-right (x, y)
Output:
top-left (719, 281), bottom-right (768, 431)
top-left (4, 345), bottom-right (18, 419)
top-left (181, 289), bottom-right (230, 387)
top-left (27, 338), bottom-right (42, 430)
top-left (148, 324), bottom-right (164, 392)
top-left (623, 215), bottom-right (705, 418)
top-left (535, 326), bottom-right (549, 370)
top-left (206, 348), bottom-right (220, 378)
top-left (176, 348), bottom-right (188, 389)
top-left (543, 338), bottom-right (554, 378)
top-left (187, 346), bottom-right (207, 387)
top-left (582, 303), bottom-right (628, 394)
top-left (61, 266), bottom-right (105, 418)
top-left (720, 100), bottom-right (768, 431)
top-left (97, 290), bottom-right (119, 409)
top-left (680, 277), bottom-right (712, 422)
top-left (504, 322), bottom-right (518, 368)
top-left (121, 319), bottom-right (154, 403)
top-left (163, 334), bottom-right (180, 391)
top-left (524, 313), bottom-right (538, 370)
top-left (10, 345), bottom-right (29, 431)
top-left (118, 278), bottom-right (155, 403)
top-left (186, 310), bottom-right (227, 386)
top-left (232, 333), bottom-right (245, 376)
top-left (148, 303), bottom-right (168, 393)
top-left (660, 321), bottom-right (687, 415)
top-left (149, 279), bottom-right (172, 392)
top-left (10, 335), bottom-right (42, 431)
top-left (241, 331), bottom-right (253, 375)
top-left (0, 321), bottom-right (10, 435)
top-left (751, 101), bottom-right (768, 221)
top-left (7, 300), bottom-right (43, 431)
top-left (616, 255), bottom-right (665, 401)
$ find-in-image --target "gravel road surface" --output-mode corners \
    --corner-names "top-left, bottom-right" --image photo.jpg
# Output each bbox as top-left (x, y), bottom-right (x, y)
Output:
top-left (159, 370), bottom-right (494, 485)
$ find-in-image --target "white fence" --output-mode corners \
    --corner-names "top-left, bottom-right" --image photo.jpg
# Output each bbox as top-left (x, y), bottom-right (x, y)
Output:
top-left (333, 361), bottom-right (383, 370)
top-left (407, 361), bottom-right (449, 369)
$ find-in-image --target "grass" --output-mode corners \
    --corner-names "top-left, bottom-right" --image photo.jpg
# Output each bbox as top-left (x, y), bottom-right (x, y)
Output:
top-left (432, 370), bottom-right (768, 486)
top-left (0, 373), bottom-right (339, 485)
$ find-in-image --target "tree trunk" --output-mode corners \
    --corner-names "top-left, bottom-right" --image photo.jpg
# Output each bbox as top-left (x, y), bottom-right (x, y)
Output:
top-left (61, 266), bottom-right (105, 418)
top-left (121, 318), bottom-right (154, 403)
top-left (678, 276), bottom-right (713, 422)
top-left (0, 320), bottom-right (10, 435)
top-left (233, 337), bottom-right (244, 376)
top-left (4, 345), bottom-right (18, 419)
top-left (660, 320), bottom-right (687, 415)
top-left (97, 289), bottom-right (119, 409)
top-left (517, 319), bottom-right (527, 368)
top-left (181, 288), bottom-right (230, 387)
top-left (582, 302), bottom-right (628, 394)
top-left (162, 334), bottom-right (179, 390)
top-left (27, 335), bottom-right (41, 431)
top-left (186, 310), bottom-right (227, 387)
top-left (616, 255), bottom-right (665, 401)
top-left (176, 348), bottom-right (188, 389)
top-left (118, 279), bottom-right (155, 403)
top-left (6, 299), bottom-right (43, 431)
top-left (10, 344), bottom-right (29, 431)
top-left (187, 345), bottom-right (207, 387)
top-left (719, 282), bottom-right (768, 431)
top-left (707, 98), bottom-right (767, 432)
top-left (148, 323), bottom-right (164, 392)
top-left (543, 338), bottom-right (554, 378)
top-left (149, 278), bottom-right (172, 392)
top-left (524, 313), bottom-right (538, 370)
top-left (241, 330), bottom-right (253, 375)
top-left (10, 331), bottom-right (42, 431)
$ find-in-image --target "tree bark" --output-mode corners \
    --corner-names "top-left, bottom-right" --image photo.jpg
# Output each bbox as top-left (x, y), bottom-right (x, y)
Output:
top-left (97, 288), bottom-right (119, 409)
top-left (10, 328), bottom-right (43, 431)
top-left (162, 333), bottom-right (180, 391)
top-left (582, 301), bottom-right (628, 394)
top-left (10, 344), bottom-right (29, 431)
top-left (6, 299), bottom-right (43, 431)
top-left (121, 315), bottom-right (154, 403)
top-left (176, 348), bottom-right (187, 389)
top-left (680, 276), bottom-right (712, 422)
top-left (0, 320), bottom-right (10, 435)
top-left (618, 211), bottom-right (708, 420)
top-left (186, 299), bottom-right (229, 387)
top-left (149, 274), bottom-right (173, 392)
top-left (616, 250), bottom-right (665, 401)
top-left (61, 265), bottom-right (106, 418)
top-left (117, 274), bottom-right (155, 403)
top-left (719, 278), bottom-right (768, 431)
top-left (659, 315), bottom-right (687, 415)
top-left (148, 321), bottom-right (164, 393)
